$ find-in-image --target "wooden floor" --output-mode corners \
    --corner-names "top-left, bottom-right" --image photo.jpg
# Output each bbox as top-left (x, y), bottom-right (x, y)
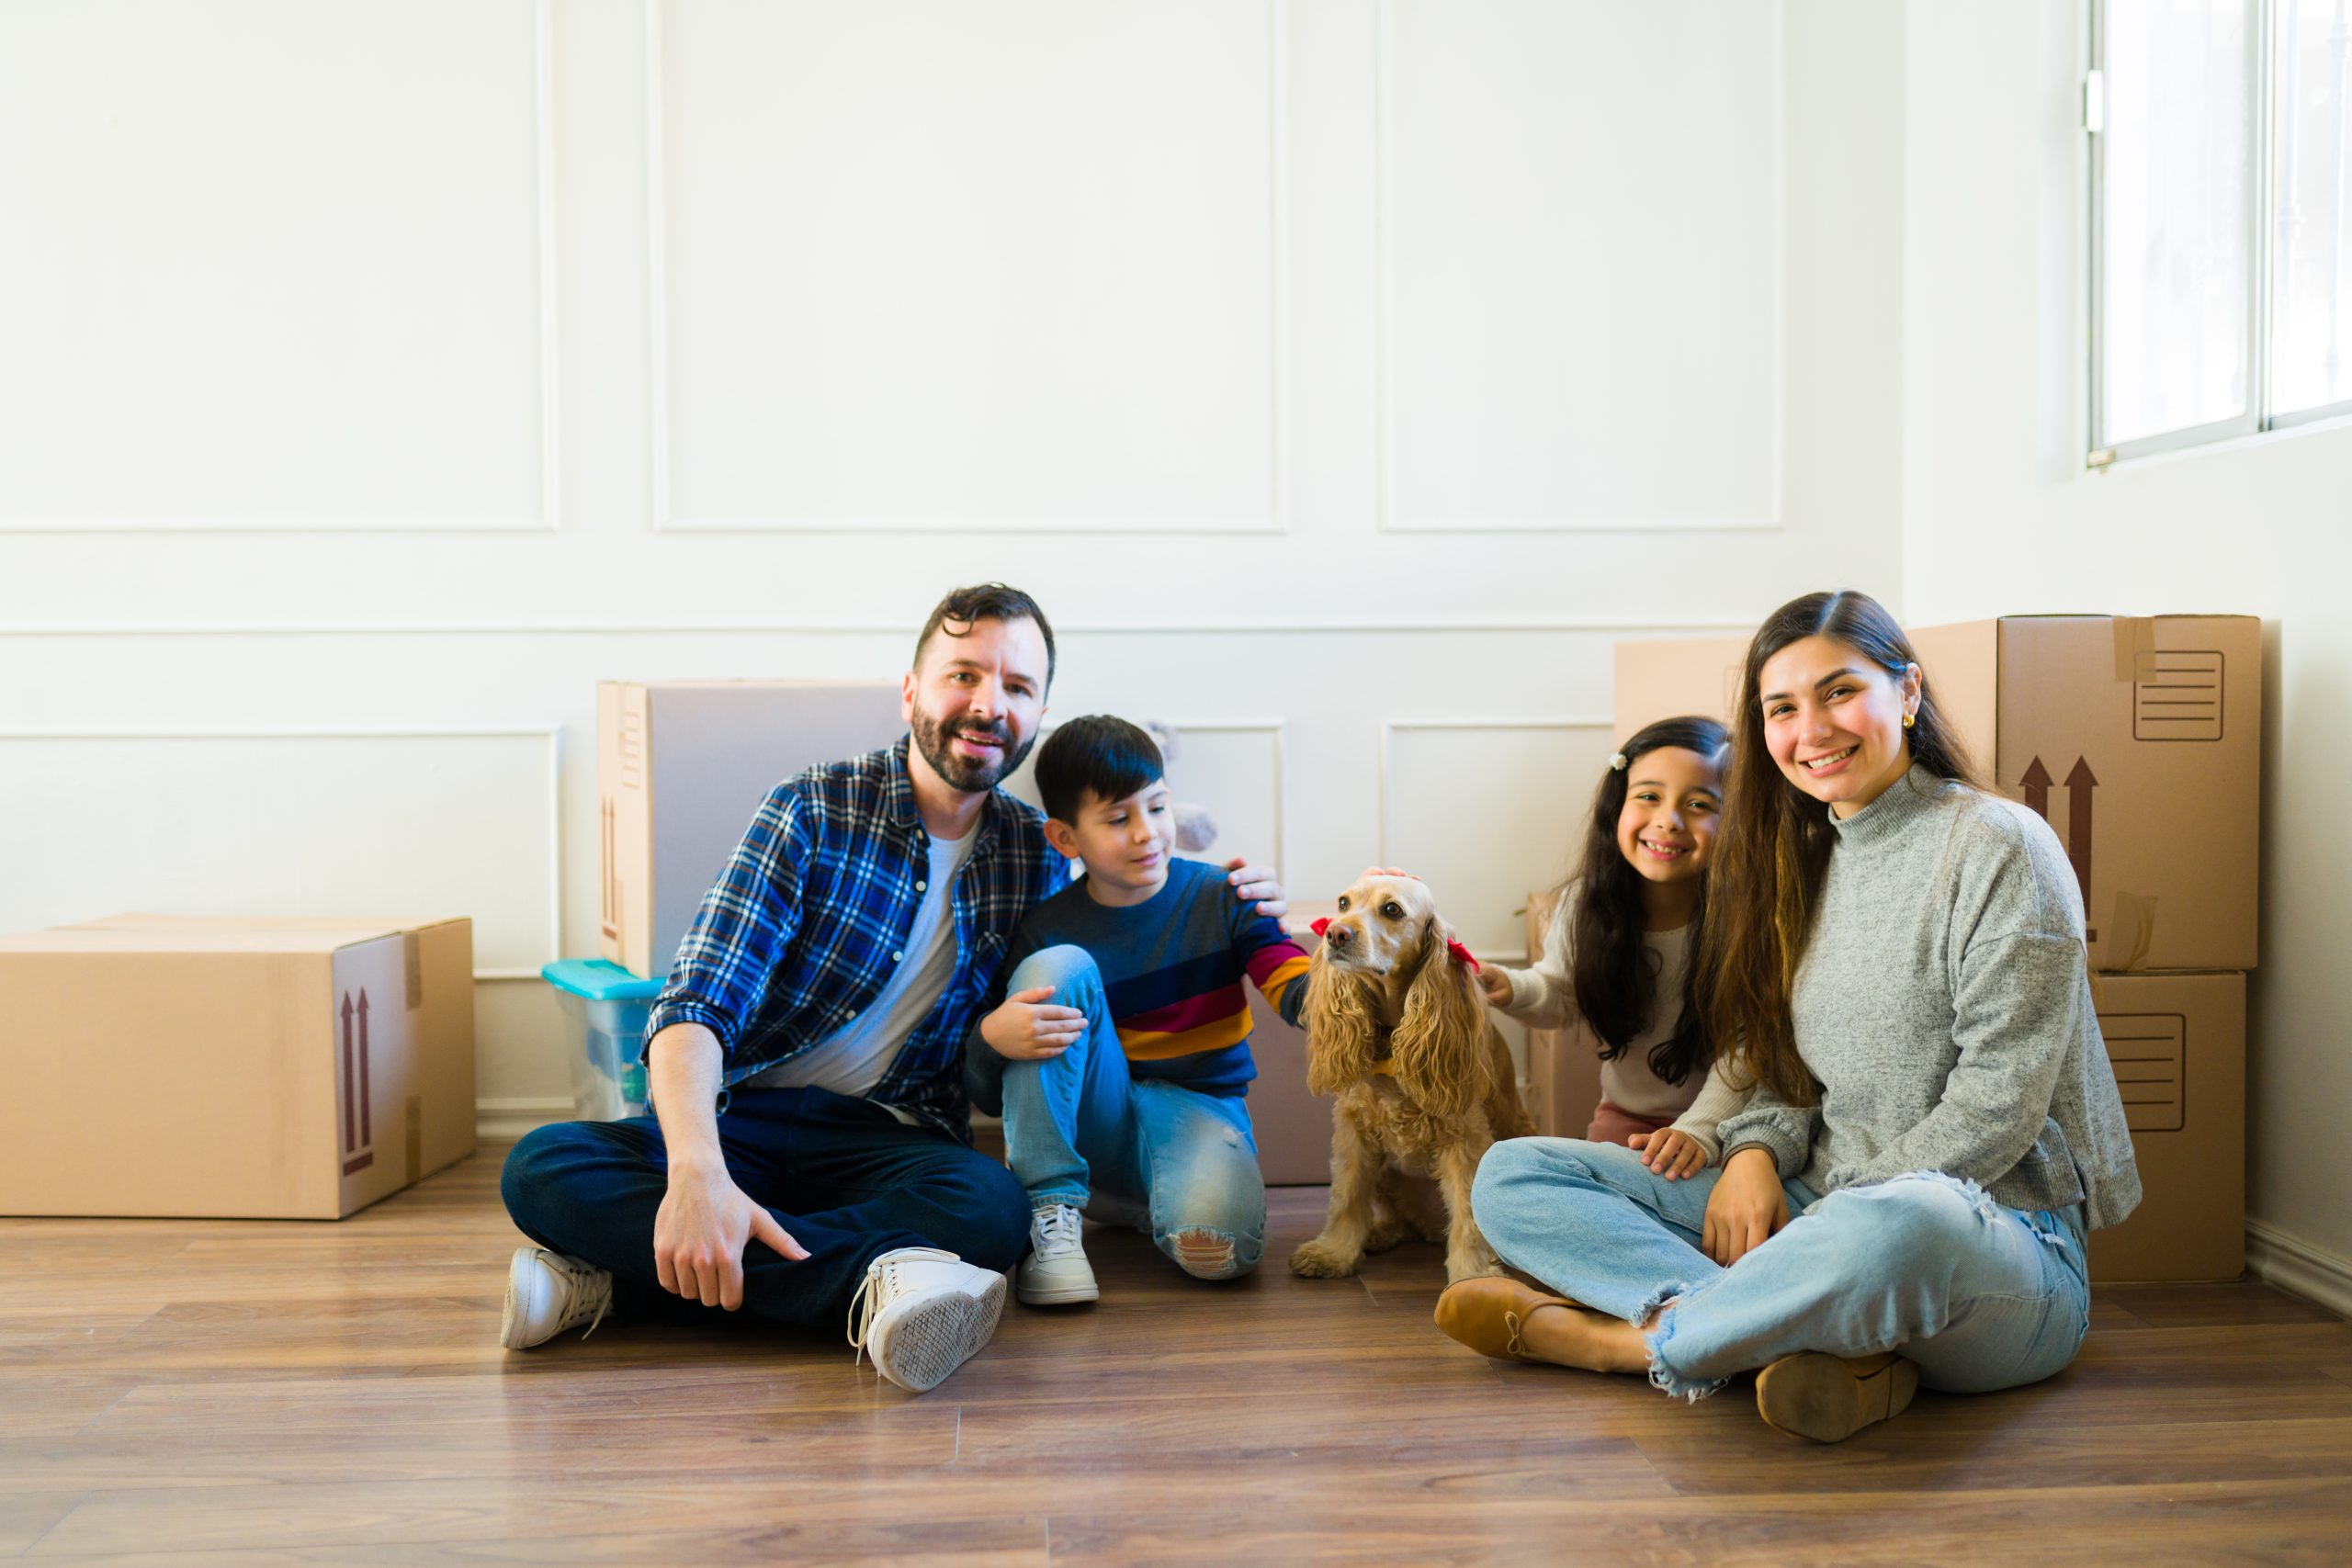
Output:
top-left (4, 1151), bottom-right (2349, 1566)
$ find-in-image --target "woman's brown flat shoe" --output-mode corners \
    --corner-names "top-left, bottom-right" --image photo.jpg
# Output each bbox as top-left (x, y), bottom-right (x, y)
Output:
top-left (1433, 1277), bottom-right (1583, 1360)
top-left (1755, 1350), bottom-right (1920, 1441)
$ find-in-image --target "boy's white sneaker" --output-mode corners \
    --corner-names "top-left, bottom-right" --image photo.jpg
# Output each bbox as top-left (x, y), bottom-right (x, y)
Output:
top-left (1016, 1202), bottom-right (1099, 1306)
top-left (846, 1247), bottom-right (1008, 1393)
top-left (499, 1246), bottom-right (613, 1349)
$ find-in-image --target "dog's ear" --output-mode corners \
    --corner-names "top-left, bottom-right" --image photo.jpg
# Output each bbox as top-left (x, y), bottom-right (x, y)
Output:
top-left (1301, 942), bottom-right (1377, 1095)
top-left (1390, 915), bottom-right (1488, 1119)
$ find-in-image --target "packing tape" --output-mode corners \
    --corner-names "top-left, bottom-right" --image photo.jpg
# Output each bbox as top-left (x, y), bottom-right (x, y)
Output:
top-left (403, 931), bottom-right (423, 1010)
top-left (2112, 616), bottom-right (2156, 682)
top-left (2101, 892), bottom-right (2158, 971)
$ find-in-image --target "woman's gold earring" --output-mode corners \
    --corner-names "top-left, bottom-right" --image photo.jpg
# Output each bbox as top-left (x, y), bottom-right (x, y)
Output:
top-left (1902, 713), bottom-right (1916, 729)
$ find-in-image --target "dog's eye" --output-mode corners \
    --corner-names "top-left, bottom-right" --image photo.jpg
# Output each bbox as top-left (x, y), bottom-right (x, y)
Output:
top-left (1381, 901), bottom-right (1404, 919)
top-left (1336, 896), bottom-right (1349, 911)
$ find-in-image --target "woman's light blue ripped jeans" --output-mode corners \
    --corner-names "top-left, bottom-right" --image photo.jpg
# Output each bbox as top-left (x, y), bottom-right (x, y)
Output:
top-left (1471, 1136), bottom-right (2090, 1400)
top-left (998, 945), bottom-right (1265, 1280)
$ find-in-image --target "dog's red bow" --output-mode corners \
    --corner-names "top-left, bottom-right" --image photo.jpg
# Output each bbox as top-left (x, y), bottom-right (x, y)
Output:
top-left (1309, 917), bottom-right (1331, 938)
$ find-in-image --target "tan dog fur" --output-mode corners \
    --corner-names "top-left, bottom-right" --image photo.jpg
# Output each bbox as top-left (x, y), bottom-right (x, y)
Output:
top-left (1289, 874), bottom-right (1532, 1285)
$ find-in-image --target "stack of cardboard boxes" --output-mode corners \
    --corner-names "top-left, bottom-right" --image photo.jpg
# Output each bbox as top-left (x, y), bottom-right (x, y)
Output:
top-left (1579, 614), bottom-right (2260, 1282)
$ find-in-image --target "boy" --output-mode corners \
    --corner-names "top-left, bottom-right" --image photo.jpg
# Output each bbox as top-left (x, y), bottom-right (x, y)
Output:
top-left (967, 716), bottom-right (1312, 1304)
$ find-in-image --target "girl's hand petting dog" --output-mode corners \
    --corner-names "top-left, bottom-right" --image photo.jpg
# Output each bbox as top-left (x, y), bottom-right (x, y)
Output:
top-left (980, 987), bottom-right (1086, 1060)
top-left (1630, 1126), bottom-right (1708, 1180)
top-left (1476, 966), bottom-right (1513, 1007)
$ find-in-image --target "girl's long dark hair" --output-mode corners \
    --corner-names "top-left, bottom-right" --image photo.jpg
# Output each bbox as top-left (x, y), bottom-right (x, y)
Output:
top-left (1566, 714), bottom-right (1729, 1088)
top-left (1698, 589), bottom-right (1978, 1105)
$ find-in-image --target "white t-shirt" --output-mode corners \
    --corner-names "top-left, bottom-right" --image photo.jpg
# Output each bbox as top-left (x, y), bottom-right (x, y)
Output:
top-left (748, 827), bottom-right (976, 1111)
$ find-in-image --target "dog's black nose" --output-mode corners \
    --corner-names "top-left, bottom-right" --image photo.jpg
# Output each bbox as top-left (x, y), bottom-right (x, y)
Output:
top-left (1326, 925), bottom-right (1351, 945)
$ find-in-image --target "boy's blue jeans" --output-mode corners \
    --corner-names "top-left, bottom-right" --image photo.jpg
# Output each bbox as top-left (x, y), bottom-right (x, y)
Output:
top-left (997, 945), bottom-right (1265, 1280)
top-left (1471, 1136), bottom-right (2090, 1400)
top-left (500, 1085), bottom-right (1030, 1330)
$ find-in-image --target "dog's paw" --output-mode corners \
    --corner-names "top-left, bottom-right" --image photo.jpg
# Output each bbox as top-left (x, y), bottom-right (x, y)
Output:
top-left (1363, 1217), bottom-right (1411, 1254)
top-left (1289, 1238), bottom-right (1362, 1278)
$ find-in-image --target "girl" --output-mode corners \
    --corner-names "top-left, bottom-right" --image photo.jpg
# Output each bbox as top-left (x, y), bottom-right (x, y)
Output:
top-left (1441, 590), bottom-right (2140, 1444)
top-left (1478, 716), bottom-right (1747, 1181)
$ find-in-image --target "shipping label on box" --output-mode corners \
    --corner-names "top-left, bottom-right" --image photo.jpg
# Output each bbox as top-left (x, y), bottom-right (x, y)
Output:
top-left (599, 681), bottom-right (906, 978)
top-left (1912, 615), bottom-right (2261, 972)
top-left (2085, 970), bottom-right (2245, 1283)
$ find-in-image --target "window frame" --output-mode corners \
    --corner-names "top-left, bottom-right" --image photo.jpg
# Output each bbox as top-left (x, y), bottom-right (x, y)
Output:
top-left (2088, 0), bottom-right (2352, 465)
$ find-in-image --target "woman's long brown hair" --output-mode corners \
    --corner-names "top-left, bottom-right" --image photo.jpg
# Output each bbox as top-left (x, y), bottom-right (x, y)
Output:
top-left (1697, 591), bottom-right (1978, 1104)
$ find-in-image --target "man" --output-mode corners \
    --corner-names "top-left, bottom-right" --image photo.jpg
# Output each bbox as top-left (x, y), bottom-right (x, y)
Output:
top-left (496, 583), bottom-right (1285, 1392)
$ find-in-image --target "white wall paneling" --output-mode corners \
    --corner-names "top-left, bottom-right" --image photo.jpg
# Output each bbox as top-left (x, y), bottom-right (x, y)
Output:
top-left (1159, 720), bottom-right (1287, 878)
top-left (649, 0), bottom-right (1289, 534)
top-left (0, 728), bottom-right (562, 978)
top-left (1376, 719), bottom-right (1616, 957)
top-left (0, 0), bottom-right (559, 533)
top-left (1376, 0), bottom-right (1784, 532)
top-left (0, 0), bottom-right (1911, 1129)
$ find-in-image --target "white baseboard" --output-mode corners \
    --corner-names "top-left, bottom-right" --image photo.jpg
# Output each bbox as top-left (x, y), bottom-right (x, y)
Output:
top-left (476, 1097), bottom-right (573, 1142)
top-left (2245, 1219), bottom-right (2352, 1321)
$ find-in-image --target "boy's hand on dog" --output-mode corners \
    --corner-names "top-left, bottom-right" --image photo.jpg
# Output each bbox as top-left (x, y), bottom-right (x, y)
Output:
top-left (654, 1161), bottom-right (808, 1310)
top-left (1224, 856), bottom-right (1287, 919)
top-left (1701, 1146), bottom-right (1788, 1266)
top-left (1630, 1126), bottom-right (1707, 1180)
top-left (981, 987), bottom-right (1085, 1059)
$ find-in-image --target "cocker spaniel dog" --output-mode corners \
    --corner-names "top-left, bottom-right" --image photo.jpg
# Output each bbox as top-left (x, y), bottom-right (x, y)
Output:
top-left (1290, 873), bottom-right (1532, 1286)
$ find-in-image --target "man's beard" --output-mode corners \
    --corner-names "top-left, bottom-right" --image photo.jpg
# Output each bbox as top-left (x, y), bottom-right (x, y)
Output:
top-left (910, 705), bottom-right (1035, 794)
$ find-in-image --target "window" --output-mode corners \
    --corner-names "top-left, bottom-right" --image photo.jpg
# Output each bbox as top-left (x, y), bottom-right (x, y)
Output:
top-left (2091, 0), bottom-right (2352, 461)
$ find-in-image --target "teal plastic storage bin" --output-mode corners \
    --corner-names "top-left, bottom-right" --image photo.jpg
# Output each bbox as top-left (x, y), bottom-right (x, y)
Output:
top-left (543, 958), bottom-right (663, 1121)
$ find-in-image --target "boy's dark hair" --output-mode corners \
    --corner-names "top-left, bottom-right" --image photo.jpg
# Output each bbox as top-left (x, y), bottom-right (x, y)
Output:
top-left (1566, 713), bottom-right (1730, 1087)
top-left (912, 582), bottom-right (1057, 691)
top-left (1034, 716), bottom-right (1164, 825)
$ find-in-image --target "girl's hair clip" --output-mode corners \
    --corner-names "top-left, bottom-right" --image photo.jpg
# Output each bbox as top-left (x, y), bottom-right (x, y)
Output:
top-left (1609, 752), bottom-right (1629, 771)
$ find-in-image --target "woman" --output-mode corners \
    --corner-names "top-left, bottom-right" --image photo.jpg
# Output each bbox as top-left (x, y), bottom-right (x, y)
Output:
top-left (1437, 590), bottom-right (2141, 1442)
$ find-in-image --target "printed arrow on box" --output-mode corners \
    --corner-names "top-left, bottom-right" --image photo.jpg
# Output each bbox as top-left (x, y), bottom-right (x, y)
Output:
top-left (2020, 756), bottom-right (2053, 822)
top-left (340, 991), bottom-right (356, 1156)
top-left (2066, 758), bottom-right (2098, 943)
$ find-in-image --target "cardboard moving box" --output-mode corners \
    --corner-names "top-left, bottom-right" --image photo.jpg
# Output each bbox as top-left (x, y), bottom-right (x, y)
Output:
top-left (1611, 633), bottom-right (1750, 742)
top-left (0, 914), bottom-right (476, 1218)
top-left (1909, 615), bottom-right (2260, 972)
top-left (2086, 970), bottom-right (2245, 1282)
top-left (600, 681), bottom-right (906, 978)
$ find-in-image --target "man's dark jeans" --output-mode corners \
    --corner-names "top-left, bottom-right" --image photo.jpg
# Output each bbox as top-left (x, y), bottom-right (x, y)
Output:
top-left (500, 1086), bottom-right (1029, 1330)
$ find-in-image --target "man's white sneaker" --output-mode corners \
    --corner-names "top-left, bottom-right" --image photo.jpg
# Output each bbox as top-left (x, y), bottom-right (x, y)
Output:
top-left (499, 1246), bottom-right (614, 1350)
top-left (845, 1247), bottom-right (1007, 1393)
top-left (1016, 1202), bottom-right (1099, 1306)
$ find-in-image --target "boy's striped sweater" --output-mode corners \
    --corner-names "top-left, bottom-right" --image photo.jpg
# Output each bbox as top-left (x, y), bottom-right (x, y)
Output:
top-left (965, 856), bottom-right (1310, 1109)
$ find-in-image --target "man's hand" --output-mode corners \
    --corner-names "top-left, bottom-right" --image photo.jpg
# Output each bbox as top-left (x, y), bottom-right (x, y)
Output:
top-left (1701, 1145), bottom-right (1789, 1266)
top-left (653, 1156), bottom-right (808, 1311)
top-left (979, 987), bottom-right (1084, 1060)
top-left (1225, 856), bottom-right (1286, 919)
top-left (1630, 1126), bottom-right (1709, 1181)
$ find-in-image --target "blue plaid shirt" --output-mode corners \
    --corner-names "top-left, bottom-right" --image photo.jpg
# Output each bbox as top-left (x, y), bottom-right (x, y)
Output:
top-left (646, 739), bottom-right (1065, 1141)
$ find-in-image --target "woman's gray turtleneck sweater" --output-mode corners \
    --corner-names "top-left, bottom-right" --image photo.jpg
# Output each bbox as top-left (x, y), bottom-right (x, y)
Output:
top-left (1714, 764), bottom-right (2143, 1229)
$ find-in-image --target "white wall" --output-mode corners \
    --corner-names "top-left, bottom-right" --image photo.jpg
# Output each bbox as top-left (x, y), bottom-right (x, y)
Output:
top-left (0, 0), bottom-right (1905, 1126)
top-left (1900, 2), bottom-right (2352, 1269)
